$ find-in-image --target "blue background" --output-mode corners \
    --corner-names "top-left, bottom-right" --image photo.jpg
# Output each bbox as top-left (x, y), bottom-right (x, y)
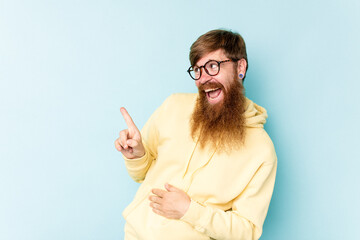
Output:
top-left (1, 0), bottom-right (359, 239)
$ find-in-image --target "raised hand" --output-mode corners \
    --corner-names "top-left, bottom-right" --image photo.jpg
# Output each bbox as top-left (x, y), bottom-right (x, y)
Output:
top-left (115, 107), bottom-right (145, 159)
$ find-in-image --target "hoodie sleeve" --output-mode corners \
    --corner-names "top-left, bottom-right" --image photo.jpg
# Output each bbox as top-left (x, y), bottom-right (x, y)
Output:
top-left (122, 95), bottom-right (172, 183)
top-left (180, 153), bottom-right (277, 240)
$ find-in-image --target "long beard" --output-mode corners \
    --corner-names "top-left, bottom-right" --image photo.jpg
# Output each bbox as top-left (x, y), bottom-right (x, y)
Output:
top-left (190, 76), bottom-right (246, 152)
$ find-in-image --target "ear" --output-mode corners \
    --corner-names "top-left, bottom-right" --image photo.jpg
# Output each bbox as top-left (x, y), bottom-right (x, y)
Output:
top-left (236, 58), bottom-right (247, 78)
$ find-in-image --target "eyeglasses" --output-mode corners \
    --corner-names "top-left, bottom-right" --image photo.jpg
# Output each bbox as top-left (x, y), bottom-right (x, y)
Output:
top-left (187, 59), bottom-right (232, 80)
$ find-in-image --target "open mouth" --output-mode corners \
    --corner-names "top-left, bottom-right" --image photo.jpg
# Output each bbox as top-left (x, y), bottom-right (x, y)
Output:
top-left (205, 88), bottom-right (222, 102)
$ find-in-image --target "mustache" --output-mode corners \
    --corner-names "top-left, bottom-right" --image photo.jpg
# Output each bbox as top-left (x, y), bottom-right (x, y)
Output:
top-left (198, 81), bottom-right (224, 92)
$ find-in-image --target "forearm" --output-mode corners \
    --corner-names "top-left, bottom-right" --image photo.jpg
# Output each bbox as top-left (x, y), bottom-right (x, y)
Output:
top-left (180, 159), bottom-right (276, 240)
top-left (180, 200), bottom-right (258, 240)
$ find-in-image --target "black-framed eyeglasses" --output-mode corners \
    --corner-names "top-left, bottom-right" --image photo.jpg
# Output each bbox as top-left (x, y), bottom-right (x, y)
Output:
top-left (187, 59), bottom-right (232, 80)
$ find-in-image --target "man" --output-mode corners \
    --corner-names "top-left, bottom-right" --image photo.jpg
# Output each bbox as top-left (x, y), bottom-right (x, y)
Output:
top-left (115, 29), bottom-right (277, 240)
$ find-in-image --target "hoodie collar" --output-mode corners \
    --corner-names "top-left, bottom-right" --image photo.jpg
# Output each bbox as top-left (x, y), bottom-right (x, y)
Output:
top-left (244, 98), bottom-right (268, 128)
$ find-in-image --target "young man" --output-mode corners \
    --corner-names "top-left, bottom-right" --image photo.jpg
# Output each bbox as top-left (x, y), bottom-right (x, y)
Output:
top-left (115, 29), bottom-right (277, 240)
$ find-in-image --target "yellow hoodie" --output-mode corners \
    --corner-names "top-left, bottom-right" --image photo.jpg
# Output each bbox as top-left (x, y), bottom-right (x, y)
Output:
top-left (122, 93), bottom-right (277, 240)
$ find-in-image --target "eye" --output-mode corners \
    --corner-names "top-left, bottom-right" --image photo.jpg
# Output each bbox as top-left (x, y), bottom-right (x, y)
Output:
top-left (193, 67), bottom-right (200, 73)
top-left (205, 60), bottom-right (219, 70)
top-left (210, 63), bottom-right (218, 69)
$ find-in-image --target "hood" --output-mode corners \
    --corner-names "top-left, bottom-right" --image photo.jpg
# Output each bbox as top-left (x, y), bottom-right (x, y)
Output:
top-left (244, 98), bottom-right (268, 128)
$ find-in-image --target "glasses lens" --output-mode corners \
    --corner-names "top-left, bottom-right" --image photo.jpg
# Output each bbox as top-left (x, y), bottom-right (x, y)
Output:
top-left (205, 61), bottom-right (219, 76)
top-left (189, 66), bottom-right (200, 80)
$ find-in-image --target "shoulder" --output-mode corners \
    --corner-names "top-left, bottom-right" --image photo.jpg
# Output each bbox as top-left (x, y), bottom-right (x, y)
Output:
top-left (164, 93), bottom-right (198, 104)
top-left (160, 93), bottom-right (198, 111)
top-left (244, 128), bottom-right (277, 165)
top-left (151, 93), bottom-right (197, 122)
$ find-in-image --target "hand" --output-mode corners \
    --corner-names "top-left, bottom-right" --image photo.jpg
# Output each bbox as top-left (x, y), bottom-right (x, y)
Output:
top-left (149, 183), bottom-right (191, 219)
top-left (114, 107), bottom-right (145, 159)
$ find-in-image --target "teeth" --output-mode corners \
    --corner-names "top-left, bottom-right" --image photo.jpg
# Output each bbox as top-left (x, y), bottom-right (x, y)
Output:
top-left (204, 88), bottom-right (219, 93)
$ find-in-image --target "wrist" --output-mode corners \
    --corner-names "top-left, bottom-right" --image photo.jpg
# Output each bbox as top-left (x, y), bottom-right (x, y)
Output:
top-left (180, 196), bottom-right (191, 218)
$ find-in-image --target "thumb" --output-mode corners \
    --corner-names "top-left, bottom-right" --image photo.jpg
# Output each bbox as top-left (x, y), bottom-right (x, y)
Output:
top-left (165, 183), bottom-right (178, 192)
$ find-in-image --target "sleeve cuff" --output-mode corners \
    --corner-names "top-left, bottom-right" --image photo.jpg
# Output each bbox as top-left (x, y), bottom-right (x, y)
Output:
top-left (180, 199), bottom-right (207, 228)
top-left (123, 150), bottom-right (149, 172)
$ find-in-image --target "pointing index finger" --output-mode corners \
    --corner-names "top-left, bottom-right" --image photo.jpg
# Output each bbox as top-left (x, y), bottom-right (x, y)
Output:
top-left (120, 107), bottom-right (139, 131)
